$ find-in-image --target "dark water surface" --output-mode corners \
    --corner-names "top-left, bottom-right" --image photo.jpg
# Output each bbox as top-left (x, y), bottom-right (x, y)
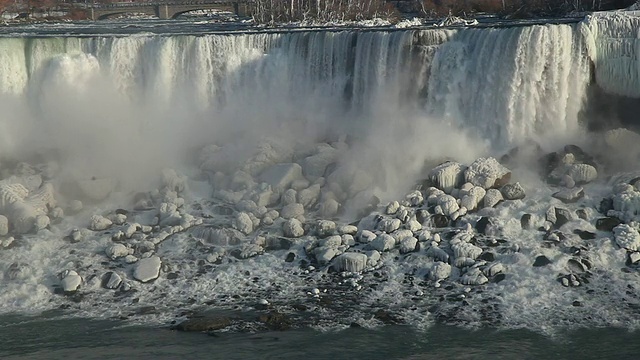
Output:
top-left (0, 315), bottom-right (638, 359)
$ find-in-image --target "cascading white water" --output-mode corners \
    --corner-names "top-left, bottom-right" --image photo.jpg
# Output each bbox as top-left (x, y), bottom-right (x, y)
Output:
top-left (1, 21), bottom-right (636, 195)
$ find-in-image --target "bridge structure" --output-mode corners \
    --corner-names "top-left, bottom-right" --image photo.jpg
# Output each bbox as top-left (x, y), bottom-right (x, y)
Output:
top-left (89, 0), bottom-right (253, 20)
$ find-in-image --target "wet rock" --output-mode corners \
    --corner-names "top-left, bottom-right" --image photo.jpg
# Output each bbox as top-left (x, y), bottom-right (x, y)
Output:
top-left (596, 217), bottom-right (622, 232)
top-left (175, 316), bottom-right (231, 332)
top-left (520, 214), bottom-right (533, 230)
top-left (285, 252), bottom-right (296, 263)
top-left (258, 311), bottom-right (292, 331)
top-left (533, 255), bottom-right (552, 267)
top-left (431, 214), bottom-right (449, 228)
top-left (567, 259), bottom-right (586, 274)
top-left (476, 217), bottom-right (496, 234)
top-left (573, 229), bottom-right (596, 240)
top-left (101, 271), bottom-right (122, 289)
top-left (554, 208), bottom-right (573, 229)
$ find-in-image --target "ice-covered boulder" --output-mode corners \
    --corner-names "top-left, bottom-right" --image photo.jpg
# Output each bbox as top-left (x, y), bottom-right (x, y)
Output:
top-left (161, 168), bottom-right (187, 193)
top-left (298, 184), bottom-right (321, 209)
top-left (501, 182), bottom-right (526, 200)
top-left (552, 187), bottom-right (585, 203)
top-left (451, 240), bottom-right (482, 259)
top-left (460, 267), bottom-right (488, 285)
top-left (102, 271), bottom-right (122, 290)
top-left (0, 182), bottom-right (56, 234)
top-left (464, 157), bottom-right (511, 189)
top-left (567, 164), bottom-right (597, 184)
top-left (436, 194), bottom-right (459, 217)
top-left (483, 188), bottom-right (503, 208)
top-left (399, 237), bottom-right (418, 253)
top-left (105, 243), bottom-right (129, 260)
top-left (377, 218), bottom-right (401, 233)
top-left (133, 256), bottom-right (161, 283)
top-left (318, 198), bottom-right (340, 218)
top-left (333, 252), bottom-right (368, 272)
top-left (233, 212), bottom-right (254, 235)
top-left (281, 203), bottom-right (304, 219)
top-left (614, 224), bottom-right (640, 251)
top-left (429, 161), bottom-right (465, 193)
top-left (315, 247), bottom-right (339, 265)
top-left (0, 215), bottom-right (9, 236)
top-left (428, 262), bottom-right (451, 281)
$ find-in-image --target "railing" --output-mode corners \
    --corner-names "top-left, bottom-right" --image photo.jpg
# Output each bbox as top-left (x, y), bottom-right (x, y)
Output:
top-left (91, 0), bottom-right (253, 9)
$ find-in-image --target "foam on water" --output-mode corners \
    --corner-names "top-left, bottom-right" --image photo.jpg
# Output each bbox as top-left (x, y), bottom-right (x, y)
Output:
top-left (0, 18), bottom-right (640, 331)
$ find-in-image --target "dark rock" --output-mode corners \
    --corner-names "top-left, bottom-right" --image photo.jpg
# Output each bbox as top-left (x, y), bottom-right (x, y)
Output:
top-left (374, 310), bottom-right (399, 324)
top-left (572, 301), bottom-right (582, 307)
top-left (115, 209), bottom-right (129, 216)
top-left (258, 311), bottom-right (292, 331)
top-left (479, 252), bottom-right (495, 262)
top-left (136, 306), bottom-right (157, 315)
top-left (539, 152), bottom-right (561, 177)
top-left (567, 259), bottom-right (586, 273)
top-left (101, 271), bottom-right (122, 290)
top-left (533, 255), bottom-right (552, 267)
top-left (573, 229), bottom-right (596, 240)
top-left (598, 198), bottom-right (614, 214)
top-left (581, 259), bottom-right (592, 270)
top-left (554, 208), bottom-right (573, 228)
top-left (285, 252), bottom-right (296, 263)
top-left (626, 252), bottom-right (640, 266)
top-left (596, 217), bottom-right (622, 232)
top-left (493, 172), bottom-right (512, 189)
top-left (431, 214), bottom-right (449, 228)
top-left (166, 272), bottom-right (178, 280)
top-left (564, 145), bottom-right (597, 168)
top-left (416, 210), bottom-right (430, 224)
top-left (576, 209), bottom-right (588, 220)
top-left (476, 217), bottom-right (495, 234)
top-left (266, 236), bottom-right (294, 251)
top-left (493, 273), bottom-right (506, 283)
top-left (520, 214), bottom-right (533, 230)
top-left (174, 316), bottom-right (231, 332)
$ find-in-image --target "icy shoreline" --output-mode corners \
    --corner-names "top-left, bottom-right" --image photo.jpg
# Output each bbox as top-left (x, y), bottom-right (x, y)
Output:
top-left (2, 129), bottom-right (640, 333)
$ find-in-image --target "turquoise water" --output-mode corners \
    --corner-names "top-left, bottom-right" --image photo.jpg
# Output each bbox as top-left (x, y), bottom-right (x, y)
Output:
top-left (0, 315), bottom-right (638, 359)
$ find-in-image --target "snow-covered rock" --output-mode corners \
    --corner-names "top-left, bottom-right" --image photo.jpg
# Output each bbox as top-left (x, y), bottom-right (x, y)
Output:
top-left (282, 218), bottom-right (304, 238)
top-left (89, 215), bottom-right (112, 231)
top-left (298, 184), bottom-right (321, 209)
top-left (105, 243), bottom-right (129, 260)
top-left (370, 233), bottom-right (396, 251)
top-left (428, 262), bottom-right (451, 281)
top-left (552, 187), bottom-right (585, 203)
top-left (315, 247), bottom-right (339, 265)
top-left (399, 237), bottom-right (418, 253)
top-left (386, 201), bottom-right (400, 215)
top-left (451, 241), bottom-right (482, 259)
top-left (465, 157), bottom-right (511, 189)
top-left (437, 194), bottom-right (459, 217)
top-left (60, 270), bottom-right (82, 292)
top-left (281, 203), bottom-right (304, 219)
top-left (483, 188), bottom-right (503, 208)
top-left (133, 256), bottom-right (161, 283)
top-left (460, 268), bottom-right (488, 285)
top-left (501, 182), bottom-right (526, 200)
top-left (377, 218), bottom-right (401, 233)
top-left (614, 224), bottom-right (640, 251)
top-left (358, 230), bottom-right (377, 243)
top-left (0, 215), bottom-right (9, 236)
top-left (316, 220), bottom-right (336, 238)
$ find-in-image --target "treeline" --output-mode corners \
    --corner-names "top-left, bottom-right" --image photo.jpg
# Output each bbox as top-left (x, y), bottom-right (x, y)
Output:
top-left (251, 0), bottom-right (398, 23)
top-left (415, 0), bottom-right (638, 17)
